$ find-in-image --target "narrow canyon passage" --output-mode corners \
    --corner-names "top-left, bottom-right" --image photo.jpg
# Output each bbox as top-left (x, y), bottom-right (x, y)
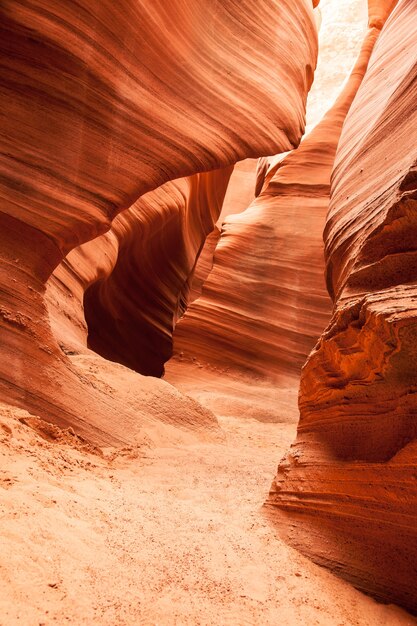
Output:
top-left (2, 0), bottom-right (417, 622)
top-left (1, 397), bottom-right (414, 626)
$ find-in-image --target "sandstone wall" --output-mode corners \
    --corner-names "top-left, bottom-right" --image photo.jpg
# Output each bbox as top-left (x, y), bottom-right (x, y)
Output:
top-left (267, 0), bottom-right (417, 613)
top-left (0, 0), bottom-right (318, 439)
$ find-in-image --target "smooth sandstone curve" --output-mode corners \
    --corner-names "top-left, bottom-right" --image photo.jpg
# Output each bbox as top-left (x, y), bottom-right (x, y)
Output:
top-left (0, 1), bottom-right (318, 439)
top-left (267, 0), bottom-right (417, 614)
top-left (167, 12), bottom-right (378, 383)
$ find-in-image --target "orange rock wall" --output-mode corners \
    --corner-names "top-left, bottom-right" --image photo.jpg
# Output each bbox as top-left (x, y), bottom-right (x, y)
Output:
top-left (185, 159), bottom-right (258, 306)
top-left (0, 0), bottom-right (318, 435)
top-left (84, 168), bottom-right (233, 376)
top-left (47, 168), bottom-right (233, 370)
top-left (2, 0), bottom-right (317, 260)
top-left (169, 16), bottom-right (379, 381)
top-left (170, 187), bottom-right (332, 379)
top-left (268, 0), bottom-right (417, 614)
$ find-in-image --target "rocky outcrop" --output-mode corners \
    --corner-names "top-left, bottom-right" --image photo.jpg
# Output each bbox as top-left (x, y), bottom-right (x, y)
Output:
top-left (168, 20), bottom-right (381, 383)
top-left (0, 0), bottom-right (318, 439)
top-left (48, 167), bottom-right (233, 377)
top-left (74, 160), bottom-right (259, 377)
top-left (186, 159), bottom-right (258, 303)
top-left (267, 0), bottom-right (417, 614)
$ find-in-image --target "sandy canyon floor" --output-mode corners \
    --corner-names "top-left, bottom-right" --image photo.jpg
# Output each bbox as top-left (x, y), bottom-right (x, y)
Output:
top-left (1, 363), bottom-right (416, 626)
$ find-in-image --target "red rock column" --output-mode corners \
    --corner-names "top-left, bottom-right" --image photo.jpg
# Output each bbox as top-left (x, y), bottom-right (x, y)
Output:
top-left (267, 0), bottom-right (417, 614)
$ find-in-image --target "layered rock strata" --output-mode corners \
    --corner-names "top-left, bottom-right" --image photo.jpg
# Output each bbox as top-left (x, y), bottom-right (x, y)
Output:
top-left (48, 167), bottom-right (233, 376)
top-left (47, 159), bottom-right (260, 377)
top-left (0, 0), bottom-right (318, 438)
top-left (267, 0), bottom-right (417, 614)
top-left (187, 159), bottom-right (259, 299)
top-left (169, 14), bottom-right (380, 382)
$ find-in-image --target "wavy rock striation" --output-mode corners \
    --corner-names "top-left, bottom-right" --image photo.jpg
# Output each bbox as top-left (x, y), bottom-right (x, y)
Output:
top-left (48, 161), bottom-right (261, 381)
top-left (267, 0), bottom-right (417, 614)
top-left (0, 0), bottom-right (318, 439)
top-left (168, 17), bottom-right (379, 382)
top-left (84, 168), bottom-right (232, 376)
top-left (185, 159), bottom-right (259, 303)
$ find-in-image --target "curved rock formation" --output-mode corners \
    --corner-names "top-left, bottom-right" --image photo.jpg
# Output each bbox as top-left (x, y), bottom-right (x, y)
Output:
top-left (168, 179), bottom-right (333, 379)
top-left (45, 231), bottom-right (119, 356)
top-left (168, 20), bottom-right (379, 384)
top-left (48, 160), bottom-right (259, 377)
top-left (267, 0), bottom-right (417, 614)
top-left (0, 0), bottom-right (318, 438)
top-left (185, 159), bottom-right (259, 303)
top-left (83, 168), bottom-right (233, 376)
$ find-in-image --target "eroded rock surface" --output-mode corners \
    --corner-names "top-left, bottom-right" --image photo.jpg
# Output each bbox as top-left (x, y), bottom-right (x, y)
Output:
top-left (168, 24), bottom-right (378, 382)
top-left (267, 0), bottom-right (417, 614)
top-left (1, 0), bottom-right (318, 439)
top-left (83, 168), bottom-right (233, 377)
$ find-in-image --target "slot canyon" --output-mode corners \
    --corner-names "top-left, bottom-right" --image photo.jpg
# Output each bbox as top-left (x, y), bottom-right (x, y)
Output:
top-left (1, 0), bottom-right (416, 624)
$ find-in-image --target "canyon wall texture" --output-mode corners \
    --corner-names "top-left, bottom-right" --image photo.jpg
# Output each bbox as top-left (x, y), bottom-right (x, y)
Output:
top-left (168, 151), bottom-right (333, 379)
top-left (71, 160), bottom-right (258, 377)
top-left (0, 0), bottom-right (318, 438)
top-left (185, 159), bottom-right (258, 306)
top-left (48, 167), bottom-right (233, 377)
top-left (168, 12), bottom-right (379, 383)
top-left (267, 0), bottom-right (417, 614)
